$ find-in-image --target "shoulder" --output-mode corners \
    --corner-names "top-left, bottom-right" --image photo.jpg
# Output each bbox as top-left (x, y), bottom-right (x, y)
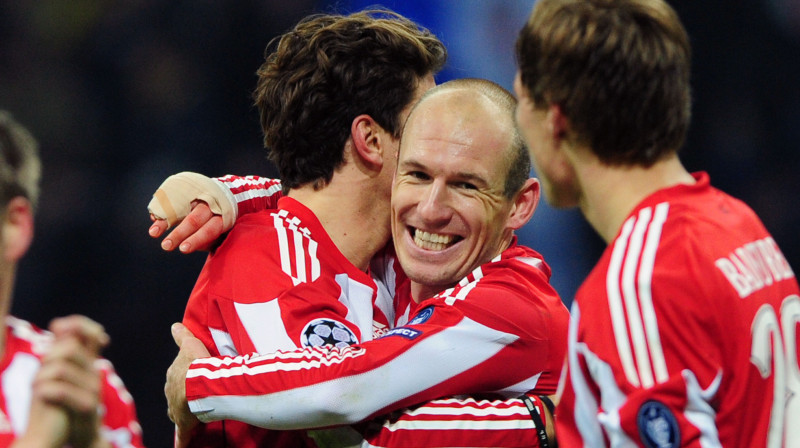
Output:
top-left (5, 316), bottom-right (52, 357)
top-left (436, 246), bottom-right (567, 322)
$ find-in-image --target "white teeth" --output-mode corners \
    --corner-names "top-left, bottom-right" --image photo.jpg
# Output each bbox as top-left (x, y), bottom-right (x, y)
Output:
top-left (413, 229), bottom-right (455, 251)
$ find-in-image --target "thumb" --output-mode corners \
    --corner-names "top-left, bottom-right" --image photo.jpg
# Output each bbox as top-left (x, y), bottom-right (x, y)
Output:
top-left (171, 322), bottom-right (189, 347)
top-left (171, 323), bottom-right (211, 358)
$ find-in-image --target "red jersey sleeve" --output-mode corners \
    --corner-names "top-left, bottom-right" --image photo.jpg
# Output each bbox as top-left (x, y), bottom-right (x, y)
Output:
top-left (183, 249), bottom-right (568, 431)
top-left (355, 394), bottom-right (551, 448)
top-left (96, 359), bottom-right (145, 447)
top-left (214, 175), bottom-right (282, 217)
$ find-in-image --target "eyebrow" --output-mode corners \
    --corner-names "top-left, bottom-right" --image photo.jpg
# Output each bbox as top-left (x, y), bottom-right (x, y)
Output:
top-left (399, 159), bottom-right (490, 188)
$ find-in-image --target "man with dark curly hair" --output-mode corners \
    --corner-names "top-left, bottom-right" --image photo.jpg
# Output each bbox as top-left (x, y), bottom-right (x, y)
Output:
top-left (151, 9), bottom-right (446, 448)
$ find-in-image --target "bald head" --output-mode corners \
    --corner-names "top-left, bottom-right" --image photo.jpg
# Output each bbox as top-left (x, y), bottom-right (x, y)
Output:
top-left (402, 79), bottom-right (530, 198)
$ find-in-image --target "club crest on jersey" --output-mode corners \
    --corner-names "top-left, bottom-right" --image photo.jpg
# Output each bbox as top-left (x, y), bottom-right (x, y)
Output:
top-left (637, 400), bottom-right (680, 448)
top-left (409, 305), bottom-right (434, 325)
top-left (300, 318), bottom-right (359, 349)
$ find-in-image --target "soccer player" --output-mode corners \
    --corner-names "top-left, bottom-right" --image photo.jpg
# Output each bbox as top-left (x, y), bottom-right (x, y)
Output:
top-left (151, 9), bottom-right (461, 448)
top-left (156, 78), bottom-right (567, 448)
top-left (513, 0), bottom-right (800, 446)
top-left (0, 111), bottom-right (143, 447)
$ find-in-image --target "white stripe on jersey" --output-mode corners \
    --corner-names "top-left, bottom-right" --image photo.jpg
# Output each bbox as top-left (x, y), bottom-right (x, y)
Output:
top-left (188, 317), bottom-right (520, 428)
top-left (272, 209), bottom-right (321, 285)
top-left (188, 347), bottom-right (367, 380)
top-left (235, 300), bottom-right (297, 353)
top-left (683, 369), bottom-right (722, 447)
top-left (210, 327), bottom-right (237, 357)
top-left (444, 267), bottom-right (483, 305)
top-left (567, 303), bottom-right (606, 446)
top-left (380, 418), bottom-right (534, 432)
top-left (369, 251), bottom-right (398, 327)
top-left (8, 317), bottom-right (50, 355)
top-left (494, 372), bottom-right (543, 398)
top-left (607, 217), bottom-right (639, 387)
top-left (96, 358), bottom-right (135, 405)
top-left (639, 203), bottom-right (670, 384)
top-left (623, 206), bottom-right (655, 388)
top-left (396, 398), bottom-right (531, 417)
top-left (608, 203), bottom-right (671, 389)
top-left (336, 273), bottom-right (376, 343)
top-left (3, 353), bottom-right (38, 435)
top-left (516, 256), bottom-right (544, 269)
top-left (216, 175), bottom-right (282, 206)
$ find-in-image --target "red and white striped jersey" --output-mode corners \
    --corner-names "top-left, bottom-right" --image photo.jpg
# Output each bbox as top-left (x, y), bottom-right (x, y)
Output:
top-left (209, 174), bottom-right (563, 447)
top-left (214, 174), bottom-right (282, 218)
top-left (356, 394), bottom-right (551, 448)
top-left (556, 172), bottom-right (800, 447)
top-left (185, 241), bottom-right (569, 437)
top-left (0, 316), bottom-right (143, 448)
top-left (183, 195), bottom-right (394, 447)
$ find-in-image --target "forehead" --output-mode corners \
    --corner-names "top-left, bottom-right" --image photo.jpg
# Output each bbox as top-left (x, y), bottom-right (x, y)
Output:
top-left (399, 90), bottom-right (513, 176)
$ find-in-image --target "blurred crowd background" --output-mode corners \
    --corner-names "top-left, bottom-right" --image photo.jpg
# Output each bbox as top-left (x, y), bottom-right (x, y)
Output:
top-left (1, 0), bottom-right (798, 445)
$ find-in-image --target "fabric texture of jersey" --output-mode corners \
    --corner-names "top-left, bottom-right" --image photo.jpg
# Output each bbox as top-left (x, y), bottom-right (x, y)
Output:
top-left (210, 174), bottom-right (561, 447)
top-left (185, 240), bottom-right (569, 436)
top-left (556, 172), bottom-right (800, 447)
top-left (182, 195), bottom-right (393, 448)
top-left (0, 316), bottom-right (143, 447)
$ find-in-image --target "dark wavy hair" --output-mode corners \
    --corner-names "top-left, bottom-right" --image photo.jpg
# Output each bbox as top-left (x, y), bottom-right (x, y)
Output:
top-left (516, 0), bottom-right (692, 166)
top-left (254, 9), bottom-right (447, 191)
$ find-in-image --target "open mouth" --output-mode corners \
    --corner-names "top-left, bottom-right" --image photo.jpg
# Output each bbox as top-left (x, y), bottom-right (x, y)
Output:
top-left (411, 227), bottom-right (462, 251)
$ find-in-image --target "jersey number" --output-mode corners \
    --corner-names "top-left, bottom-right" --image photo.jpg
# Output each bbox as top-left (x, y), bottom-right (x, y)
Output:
top-left (750, 294), bottom-right (799, 448)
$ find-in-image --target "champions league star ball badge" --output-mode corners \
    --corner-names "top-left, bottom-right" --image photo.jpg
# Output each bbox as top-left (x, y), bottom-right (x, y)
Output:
top-left (301, 318), bottom-right (359, 349)
top-left (637, 400), bottom-right (680, 448)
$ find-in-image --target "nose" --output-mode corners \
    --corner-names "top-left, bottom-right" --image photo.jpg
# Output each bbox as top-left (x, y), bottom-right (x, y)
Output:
top-left (417, 181), bottom-right (452, 224)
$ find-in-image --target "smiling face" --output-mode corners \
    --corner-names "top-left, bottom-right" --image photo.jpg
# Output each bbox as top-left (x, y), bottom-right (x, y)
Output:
top-left (391, 88), bottom-right (524, 300)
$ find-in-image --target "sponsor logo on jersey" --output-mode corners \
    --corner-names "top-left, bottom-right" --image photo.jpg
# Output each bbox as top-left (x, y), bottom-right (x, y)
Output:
top-left (300, 318), bottom-right (359, 349)
top-left (372, 320), bottom-right (389, 338)
top-left (380, 326), bottom-right (422, 340)
top-left (409, 305), bottom-right (434, 325)
top-left (637, 400), bottom-right (679, 448)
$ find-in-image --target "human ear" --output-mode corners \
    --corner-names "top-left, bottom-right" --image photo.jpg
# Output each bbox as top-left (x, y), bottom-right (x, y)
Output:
top-left (506, 178), bottom-right (541, 230)
top-left (546, 104), bottom-right (569, 145)
top-left (2, 197), bottom-right (34, 262)
top-left (350, 114), bottom-right (387, 170)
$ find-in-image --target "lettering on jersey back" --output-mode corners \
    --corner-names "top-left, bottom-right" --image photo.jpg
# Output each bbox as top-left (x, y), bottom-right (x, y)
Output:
top-left (715, 237), bottom-right (795, 298)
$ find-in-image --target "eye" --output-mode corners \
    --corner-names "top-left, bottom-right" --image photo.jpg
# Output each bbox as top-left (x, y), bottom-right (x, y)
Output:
top-left (408, 171), bottom-right (430, 181)
top-left (456, 181), bottom-right (478, 190)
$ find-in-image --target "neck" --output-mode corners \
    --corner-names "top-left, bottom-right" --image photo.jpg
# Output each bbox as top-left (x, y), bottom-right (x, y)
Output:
top-left (410, 282), bottom-right (440, 303)
top-left (0, 268), bottom-right (16, 360)
top-left (408, 236), bottom-right (514, 303)
top-left (572, 151), bottom-right (695, 243)
top-left (287, 176), bottom-right (391, 272)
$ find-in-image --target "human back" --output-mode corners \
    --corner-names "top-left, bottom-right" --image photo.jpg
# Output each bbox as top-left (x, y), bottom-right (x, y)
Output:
top-left (563, 172), bottom-right (799, 447)
top-left (513, 0), bottom-right (798, 446)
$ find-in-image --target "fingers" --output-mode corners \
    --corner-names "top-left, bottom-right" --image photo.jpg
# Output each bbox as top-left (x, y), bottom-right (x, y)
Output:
top-left (160, 203), bottom-right (221, 253)
top-left (35, 337), bottom-right (101, 415)
top-left (149, 217), bottom-right (169, 238)
top-left (49, 315), bottom-right (110, 355)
